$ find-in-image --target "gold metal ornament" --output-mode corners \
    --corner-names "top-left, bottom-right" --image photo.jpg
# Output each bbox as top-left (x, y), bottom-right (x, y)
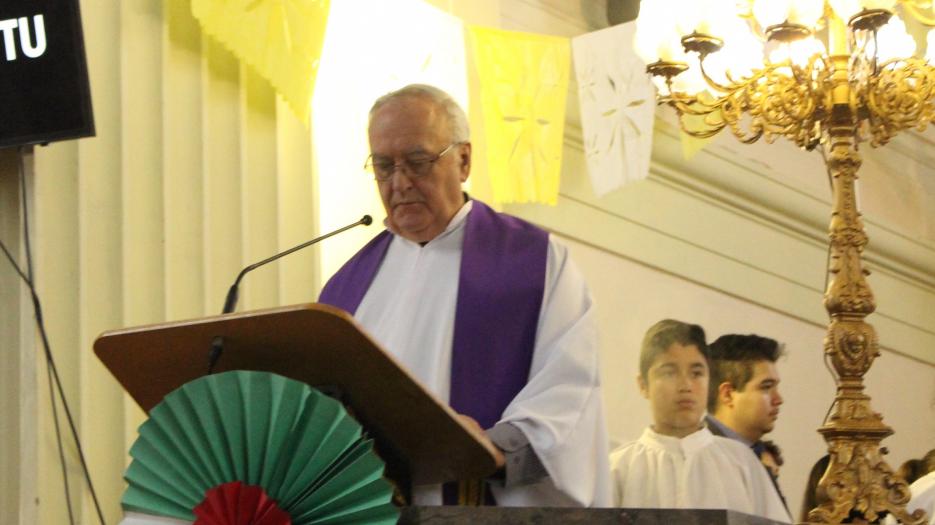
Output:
top-left (641, 1), bottom-right (935, 523)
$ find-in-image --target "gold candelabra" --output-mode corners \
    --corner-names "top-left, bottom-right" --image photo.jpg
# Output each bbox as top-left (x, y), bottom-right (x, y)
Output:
top-left (637, 1), bottom-right (934, 523)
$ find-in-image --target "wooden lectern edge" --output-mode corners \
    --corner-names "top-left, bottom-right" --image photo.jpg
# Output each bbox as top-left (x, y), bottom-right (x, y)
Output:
top-left (92, 302), bottom-right (501, 475)
top-left (94, 302), bottom-right (498, 449)
top-left (92, 302), bottom-right (346, 340)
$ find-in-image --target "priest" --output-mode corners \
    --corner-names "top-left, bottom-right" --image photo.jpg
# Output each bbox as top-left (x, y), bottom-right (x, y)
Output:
top-left (609, 319), bottom-right (791, 523)
top-left (318, 84), bottom-right (610, 507)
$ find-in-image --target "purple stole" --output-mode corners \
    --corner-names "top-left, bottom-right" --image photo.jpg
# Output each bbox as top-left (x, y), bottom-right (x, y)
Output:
top-left (318, 200), bottom-right (548, 431)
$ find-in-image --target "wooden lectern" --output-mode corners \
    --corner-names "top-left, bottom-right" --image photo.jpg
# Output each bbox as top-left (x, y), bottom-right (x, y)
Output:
top-left (94, 303), bottom-right (499, 499)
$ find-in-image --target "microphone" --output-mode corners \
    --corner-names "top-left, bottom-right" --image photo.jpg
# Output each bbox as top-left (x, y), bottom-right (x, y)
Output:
top-left (208, 214), bottom-right (372, 373)
top-left (221, 214), bottom-right (372, 314)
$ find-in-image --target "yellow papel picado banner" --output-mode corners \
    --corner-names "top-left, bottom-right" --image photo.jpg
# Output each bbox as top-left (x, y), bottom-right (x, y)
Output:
top-left (190, 2), bottom-right (661, 202)
top-left (469, 26), bottom-right (570, 205)
top-left (191, 0), bottom-right (330, 126)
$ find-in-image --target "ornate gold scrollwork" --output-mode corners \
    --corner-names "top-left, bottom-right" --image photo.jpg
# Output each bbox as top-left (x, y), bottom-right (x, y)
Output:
top-left (824, 320), bottom-right (879, 378)
top-left (865, 58), bottom-right (935, 146)
top-left (810, 439), bottom-right (926, 525)
top-left (650, 16), bottom-right (934, 522)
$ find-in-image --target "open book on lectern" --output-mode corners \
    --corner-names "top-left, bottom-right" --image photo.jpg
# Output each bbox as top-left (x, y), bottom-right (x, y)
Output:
top-left (93, 302), bottom-right (499, 488)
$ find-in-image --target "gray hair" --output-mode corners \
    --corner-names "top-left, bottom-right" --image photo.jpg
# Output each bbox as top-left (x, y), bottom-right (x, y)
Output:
top-left (639, 319), bottom-right (709, 379)
top-left (369, 84), bottom-right (470, 143)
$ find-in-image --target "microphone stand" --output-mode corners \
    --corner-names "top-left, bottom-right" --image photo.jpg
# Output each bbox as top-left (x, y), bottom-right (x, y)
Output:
top-left (208, 215), bottom-right (373, 373)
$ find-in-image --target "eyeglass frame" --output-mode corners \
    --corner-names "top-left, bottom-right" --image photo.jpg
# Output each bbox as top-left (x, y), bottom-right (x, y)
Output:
top-left (364, 142), bottom-right (466, 182)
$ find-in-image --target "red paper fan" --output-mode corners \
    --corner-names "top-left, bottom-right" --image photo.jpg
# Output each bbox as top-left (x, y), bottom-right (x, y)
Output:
top-left (194, 481), bottom-right (291, 525)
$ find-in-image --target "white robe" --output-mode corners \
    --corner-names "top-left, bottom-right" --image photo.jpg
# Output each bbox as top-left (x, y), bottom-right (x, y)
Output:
top-left (610, 427), bottom-right (791, 523)
top-left (881, 470), bottom-right (935, 525)
top-left (905, 471), bottom-right (935, 525)
top-left (356, 201), bottom-right (611, 507)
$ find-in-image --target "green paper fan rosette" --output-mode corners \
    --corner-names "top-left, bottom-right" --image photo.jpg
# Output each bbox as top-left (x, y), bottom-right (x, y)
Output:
top-left (121, 370), bottom-right (399, 524)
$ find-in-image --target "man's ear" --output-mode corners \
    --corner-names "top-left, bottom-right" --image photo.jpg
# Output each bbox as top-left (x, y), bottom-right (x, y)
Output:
top-left (717, 381), bottom-right (735, 409)
top-left (638, 375), bottom-right (649, 400)
top-left (458, 142), bottom-right (471, 182)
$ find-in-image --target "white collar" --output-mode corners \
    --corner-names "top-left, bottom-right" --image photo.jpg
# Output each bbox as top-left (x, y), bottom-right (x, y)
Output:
top-left (642, 425), bottom-right (714, 456)
top-left (388, 200), bottom-right (473, 247)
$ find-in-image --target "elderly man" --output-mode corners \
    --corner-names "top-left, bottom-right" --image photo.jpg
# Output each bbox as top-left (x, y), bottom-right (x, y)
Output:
top-left (318, 84), bottom-right (610, 507)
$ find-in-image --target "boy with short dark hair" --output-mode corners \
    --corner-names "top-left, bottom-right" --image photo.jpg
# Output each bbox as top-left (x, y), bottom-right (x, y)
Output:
top-left (609, 320), bottom-right (790, 523)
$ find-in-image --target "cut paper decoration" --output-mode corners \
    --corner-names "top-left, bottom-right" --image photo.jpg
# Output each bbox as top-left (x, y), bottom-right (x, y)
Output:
top-left (121, 371), bottom-right (398, 525)
top-left (311, 0), bottom-right (468, 281)
top-left (469, 26), bottom-right (570, 205)
top-left (572, 21), bottom-right (655, 196)
top-left (191, 0), bottom-right (330, 125)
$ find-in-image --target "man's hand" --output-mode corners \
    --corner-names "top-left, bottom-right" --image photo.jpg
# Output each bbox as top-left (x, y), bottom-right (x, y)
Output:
top-left (456, 414), bottom-right (506, 469)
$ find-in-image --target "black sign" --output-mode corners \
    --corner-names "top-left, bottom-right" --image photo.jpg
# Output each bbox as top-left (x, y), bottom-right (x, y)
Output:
top-left (0, 0), bottom-right (94, 149)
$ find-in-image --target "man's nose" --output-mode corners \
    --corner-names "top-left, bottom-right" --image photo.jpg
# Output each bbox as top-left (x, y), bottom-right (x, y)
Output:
top-left (772, 389), bottom-right (783, 406)
top-left (390, 167), bottom-right (414, 190)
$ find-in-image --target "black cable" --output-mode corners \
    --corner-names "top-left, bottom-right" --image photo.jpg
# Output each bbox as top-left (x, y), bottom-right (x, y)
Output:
top-left (18, 151), bottom-right (105, 525)
top-left (0, 238), bottom-right (28, 284)
top-left (0, 239), bottom-right (73, 524)
top-left (10, 147), bottom-right (106, 524)
top-left (47, 353), bottom-right (76, 525)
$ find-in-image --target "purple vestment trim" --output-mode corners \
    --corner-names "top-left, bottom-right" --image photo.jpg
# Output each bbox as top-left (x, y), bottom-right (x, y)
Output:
top-left (318, 230), bottom-right (393, 314)
top-left (318, 200), bottom-right (548, 428)
top-left (450, 202), bottom-right (548, 430)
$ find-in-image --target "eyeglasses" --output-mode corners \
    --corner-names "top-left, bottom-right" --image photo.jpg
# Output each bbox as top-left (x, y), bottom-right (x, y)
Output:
top-left (364, 142), bottom-right (462, 182)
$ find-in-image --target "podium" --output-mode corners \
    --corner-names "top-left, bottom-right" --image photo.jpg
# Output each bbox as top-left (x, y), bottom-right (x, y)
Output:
top-left (94, 303), bottom-right (499, 498)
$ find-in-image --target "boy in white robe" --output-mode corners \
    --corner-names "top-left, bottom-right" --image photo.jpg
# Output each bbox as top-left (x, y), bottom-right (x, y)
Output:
top-left (610, 319), bottom-right (791, 523)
